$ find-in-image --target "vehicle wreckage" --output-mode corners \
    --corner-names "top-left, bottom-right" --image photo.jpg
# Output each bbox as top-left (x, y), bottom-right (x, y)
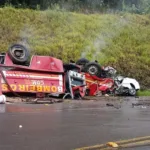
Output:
top-left (0, 44), bottom-right (86, 101)
top-left (76, 58), bottom-right (140, 96)
top-left (0, 44), bottom-right (140, 102)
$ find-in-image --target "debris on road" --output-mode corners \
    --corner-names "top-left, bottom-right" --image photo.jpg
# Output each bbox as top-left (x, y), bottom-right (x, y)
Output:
top-left (0, 104), bottom-right (6, 113)
top-left (106, 103), bottom-right (114, 107)
top-left (106, 103), bottom-right (121, 109)
top-left (132, 102), bottom-right (150, 108)
top-left (33, 98), bottom-right (63, 104)
top-left (0, 95), bottom-right (6, 104)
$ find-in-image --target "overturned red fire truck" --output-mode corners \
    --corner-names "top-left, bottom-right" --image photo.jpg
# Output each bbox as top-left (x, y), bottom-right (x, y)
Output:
top-left (0, 44), bottom-right (86, 100)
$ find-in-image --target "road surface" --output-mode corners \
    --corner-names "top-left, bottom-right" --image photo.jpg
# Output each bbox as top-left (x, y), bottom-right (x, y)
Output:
top-left (0, 97), bottom-right (150, 150)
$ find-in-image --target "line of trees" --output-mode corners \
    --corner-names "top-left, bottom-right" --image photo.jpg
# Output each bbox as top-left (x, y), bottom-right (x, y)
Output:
top-left (0, 0), bottom-right (150, 13)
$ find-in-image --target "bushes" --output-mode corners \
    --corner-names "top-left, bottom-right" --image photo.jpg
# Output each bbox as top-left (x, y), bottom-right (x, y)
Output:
top-left (1, 0), bottom-right (150, 14)
top-left (98, 14), bottom-right (150, 89)
top-left (0, 7), bottom-right (114, 59)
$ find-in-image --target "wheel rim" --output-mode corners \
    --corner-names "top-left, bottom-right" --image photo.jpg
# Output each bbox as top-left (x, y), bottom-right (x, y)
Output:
top-left (11, 47), bottom-right (25, 60)
top-left (88, 66), bottom-right (98, 75)
top-left (129, 88), bottom-right (136, 95)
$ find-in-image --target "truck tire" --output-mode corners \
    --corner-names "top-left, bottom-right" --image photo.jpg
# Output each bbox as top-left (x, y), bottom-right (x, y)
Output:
top-left (84, 62), bottom-right (102, 77)
top-left (76, 58), bottom-right (89, 66)
top-left (8, 44), bottom-right (30, 64)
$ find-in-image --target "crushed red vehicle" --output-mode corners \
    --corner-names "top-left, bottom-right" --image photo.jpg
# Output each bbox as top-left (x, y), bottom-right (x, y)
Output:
top-left (0, 44), bottom-right (86, 100)
top-left (76, 58), bottom-right (115, 96)
top-left (84, 73), bottom-right (114, 96)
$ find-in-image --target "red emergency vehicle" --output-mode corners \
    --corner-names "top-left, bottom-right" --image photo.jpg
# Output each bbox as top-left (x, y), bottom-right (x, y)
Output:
top-left (0, 44), bottom-right (86, 100)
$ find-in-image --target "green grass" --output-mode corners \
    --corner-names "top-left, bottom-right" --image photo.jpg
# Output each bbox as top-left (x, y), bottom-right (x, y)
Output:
top-left (0, 7), bottom-right (150, 89)
top-left (137, 90), bottom-right (150, 96)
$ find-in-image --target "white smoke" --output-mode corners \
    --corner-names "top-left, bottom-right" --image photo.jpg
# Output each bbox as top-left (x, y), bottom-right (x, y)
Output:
top-left (18, 26), bottom-right (32, 48)
top-left (81, 16), bottom-right (129, 61)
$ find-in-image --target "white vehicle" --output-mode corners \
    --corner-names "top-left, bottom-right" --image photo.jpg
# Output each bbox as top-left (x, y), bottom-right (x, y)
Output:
top-left (114, 76), bottom-right (140, 96)
top-left (104, 67), bottom-right (140, 96)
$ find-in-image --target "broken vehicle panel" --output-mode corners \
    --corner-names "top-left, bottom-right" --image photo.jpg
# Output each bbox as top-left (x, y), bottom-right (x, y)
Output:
top-left (84, 73), bottom-right (114, 96)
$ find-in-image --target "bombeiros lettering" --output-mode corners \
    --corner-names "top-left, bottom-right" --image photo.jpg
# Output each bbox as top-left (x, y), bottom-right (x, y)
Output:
top-left (2, 84), bottom-right (63, 93)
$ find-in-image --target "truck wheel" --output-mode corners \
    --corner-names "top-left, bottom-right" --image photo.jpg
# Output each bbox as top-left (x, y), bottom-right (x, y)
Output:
top-left (76, 58), bottom-right (89, 66)
top-left (8, 44), bottom-right (30, 64)
top-left (84, 62), bottom-right (102, 77)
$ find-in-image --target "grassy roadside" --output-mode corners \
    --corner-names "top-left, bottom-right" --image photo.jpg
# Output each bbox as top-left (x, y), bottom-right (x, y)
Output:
top-left (0, 6), bottom-right (150, 89)
top-left (137, 90), bottom-right (150, 96)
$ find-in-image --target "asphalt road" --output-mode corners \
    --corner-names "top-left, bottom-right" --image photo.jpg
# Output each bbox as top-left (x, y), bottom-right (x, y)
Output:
top-left (0, 97), bottom-right (150, 150)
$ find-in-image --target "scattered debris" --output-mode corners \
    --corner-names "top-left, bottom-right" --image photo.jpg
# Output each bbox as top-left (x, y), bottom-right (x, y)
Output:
top-left (106, 103), bottom-right (114, 107)
top-left (132, 103), bottom-right (143, 107)
top-left (132, 102), bottom-right (150, 108)
top-left (106, 103), bottom-right (121, 109)
top-left (0, 95), bottom-right (6, 104)
top-left (33, 98), bottom-right (63, 104)
top-left (0, 104), bottom-right (6, 113)
top-left (64, 100), bottom-right (71, 103)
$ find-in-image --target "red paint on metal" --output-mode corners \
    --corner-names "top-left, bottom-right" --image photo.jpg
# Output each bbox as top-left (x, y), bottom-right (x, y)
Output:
top-left (2, 71), bottom-right (64, 94)
top-left (1, 54), bottom-right (64, 73)
top-left (30, 56), bottom-right (64, 72)
top-left (84, 73), bottom-right (114, 96)
top-left (72, 86), bottom-right (85, 98)
top-left (0, 52), bottom-right (86, 98)
top-left (88, 84), bottom-right (98, 96)
top-left (4, 54), bottom-right (13, 66)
